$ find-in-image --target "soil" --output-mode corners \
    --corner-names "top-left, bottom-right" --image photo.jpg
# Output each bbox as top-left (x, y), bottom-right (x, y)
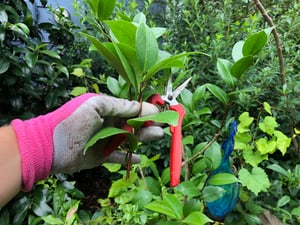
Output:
top-left (73, 166), bottom-right (112, 212)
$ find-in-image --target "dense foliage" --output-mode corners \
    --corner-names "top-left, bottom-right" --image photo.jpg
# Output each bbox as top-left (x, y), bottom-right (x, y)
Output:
top-left (0, 0), bottom-right (299, 224)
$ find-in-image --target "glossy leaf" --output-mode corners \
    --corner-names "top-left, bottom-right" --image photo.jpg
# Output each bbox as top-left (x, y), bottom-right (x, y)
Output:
top-left (80, 33), bottom-right (129, 82)
top-left (112, 42), bottom-right (138, 89)
top-left (145, 52), bottom-right (196, 81)
top-left (0, 58), bottom-right (10, 74)
top-left (83, 127), bottom-right (138, 154)
top-left (136, 23), bottom-right (158, 73)
top-left (267, 164), bottom-right (289, 177)
top-left (175, 181), bottom-right (201, 198)
top-left (41, 215), bottom-right (63, 225)
top-left (133, 12), bottom-right (146, 24)
top-left (277, 195), bottom-right (290, 208)
top-left (145, 194), bottom-right (183, 219)
top-left (204, 142), bottom-right (222, 170)
top-left (12, 196), bottom-right (31, 225)
top-left (127, 110), bottom-right (178, 128)
top-left (105, 20), bottom-right (136, 47)
top-left (40, 50), bottom-right (61, 59)
top-left (87, 0), bottom-right (116, 20)
top-left (202, 186), bottom-right (226, 202)
top-left (208, 173), bottom-right (240, 185)
top-left (205, 83), bottom-right (229, 105)
top-left (242, 30), bottom-right (268, 56)
top-left (182, 211), bottom-right (213, 225)
top-left (107, 76), bottom-right (121, 96)
top-left (217, 58), bottom-right (236, 87)
top-left (230, 55), bottom-right (254, 79)
top-left (232, 40), bottom-right (244, 62)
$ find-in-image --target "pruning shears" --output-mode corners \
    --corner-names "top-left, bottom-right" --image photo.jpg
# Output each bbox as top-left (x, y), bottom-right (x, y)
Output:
top-left (148, 76), bottom-right (191, 187)
top-left (104, 76), bottom-right (191, 187)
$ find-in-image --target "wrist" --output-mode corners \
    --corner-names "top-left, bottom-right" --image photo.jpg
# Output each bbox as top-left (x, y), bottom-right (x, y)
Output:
top-left (0, 126), bottom-right (22, 207)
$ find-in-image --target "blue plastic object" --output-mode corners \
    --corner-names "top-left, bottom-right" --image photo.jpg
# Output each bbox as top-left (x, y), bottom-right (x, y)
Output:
top-left (205, 121), bottom-right (240, 221)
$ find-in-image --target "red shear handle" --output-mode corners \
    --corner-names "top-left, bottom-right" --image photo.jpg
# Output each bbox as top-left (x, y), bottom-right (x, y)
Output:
top-left (103, 123), bottom-right (133, 156)
top-left (169, 104), bottom-right (186, 187)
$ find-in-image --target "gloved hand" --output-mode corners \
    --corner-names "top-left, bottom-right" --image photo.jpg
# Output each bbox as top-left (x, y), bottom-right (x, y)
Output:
top-left (11, 93), bottom-right (164, 191)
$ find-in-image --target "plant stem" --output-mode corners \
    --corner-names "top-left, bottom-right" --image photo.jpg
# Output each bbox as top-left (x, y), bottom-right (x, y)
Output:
top-left (253, 0), bottom-right (286, 86)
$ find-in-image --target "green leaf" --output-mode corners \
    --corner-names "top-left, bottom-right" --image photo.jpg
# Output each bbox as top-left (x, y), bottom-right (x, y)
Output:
top-left (182, 211), bottom-right (213, 225)
top-left (204, 142), bottom-right (222, 170)
top-left (243, 144), bottom-right (267, 167)
top-left (217, 58), bottom-right (236, 87)
top-left (83, 127), bottom-right (138, 154)
top-left (274, 130), bottom-right (291, 155)
top-left (175, 181), bottom-right (201, 199)
top-left (291, 206), bottom-right (300, 217)
top-left (208, 173), bottom-right (240, 185)
top-left (80, 33), bottom-right (129, 83)
top-left (256, 137), bottom-right (276, 154)
top-left (259, 116), bottom-right (278, 135)
top-left (151, 27), bottom-right (167, 38)
top-left (242, 31), bottom-right (268, 56)
top-left (133, 12), bottom-right (146, 24)
top-left (136, 23), bottom-right (158, 73)
top-left (238, 167), bottom-right (270, 195)
top-left (40, 50), bottom-right (61, 59)
top-left (112, 42), bottom-right (137, 89)
top-left (145, 194), bottom-right (183, 219)
top-left (0, 10), bottom-right (8, 24)
top-left (41, 215), bottom-right (63, 225)
top-left (277, 195), bottom-right (290, 208)
top-left (263, 102), bottom-right (272, 115)
top-left (238, 112), bottom-right (254, 132)
top-left (127, 110), bottom-right (178, 129)
top-left (71, 68), bottom-right (85, 77)
top-left (235, 132), bottom-right (252, 149)
top-left (0, 58), bottom-right (10, 74)
top-left (205, 83), bottom-right (229, 105)
top-left (102, 163), bottom-right (122, 172)
top-left (232, 40), bottom-right (244, 62)
top-left (202, 186), bottom-right (226, 202)
top-left (105, 20), bottom-right (137, 47)
top-left (267, 164), bottom-right (289, 177)
top-left (230, 55), bottom-right (254, 79)
top-left (183, 199), bottom-right (201, 217)
top-left (107, 76), bottom-right (121, 97)
top-left (145, 52), bottom-right (202, 81)
top-left (70, 87), bottom-right (87, 96)
top-left (180, 88), bottom-right (193, 111)
top-left (88, 0), bottom-right (116, 20)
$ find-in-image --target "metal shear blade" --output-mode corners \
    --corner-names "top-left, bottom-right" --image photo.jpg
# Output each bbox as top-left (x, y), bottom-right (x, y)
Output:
top-left (162, 76), bottom-right (192, 105)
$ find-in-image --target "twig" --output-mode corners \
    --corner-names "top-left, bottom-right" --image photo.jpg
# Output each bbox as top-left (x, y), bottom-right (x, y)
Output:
top-left (253, 0), bottom-right (300, 157)
top-left (253, 0), bottom-right (286, 86)
top-left (181, 131), bottom-right (222, 167)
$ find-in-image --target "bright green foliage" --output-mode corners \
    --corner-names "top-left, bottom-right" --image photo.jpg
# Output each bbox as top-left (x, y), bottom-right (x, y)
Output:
top-left (81, 9), bottom-right (197, 98)
top-left (236, 103), bottom-right (291, 167)
top-left (87, 0), bottom-right (116, 20)
top-left (239, 167), bottom-right (270, 195)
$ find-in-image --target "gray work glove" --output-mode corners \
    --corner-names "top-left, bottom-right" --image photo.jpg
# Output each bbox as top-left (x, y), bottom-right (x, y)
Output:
top-left (12, 93), bottom-right (164, 191)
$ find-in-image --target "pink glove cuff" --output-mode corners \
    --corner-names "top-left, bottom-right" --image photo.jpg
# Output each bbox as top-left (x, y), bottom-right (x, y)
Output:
top-left (11, 93), bottom-right (97, 191)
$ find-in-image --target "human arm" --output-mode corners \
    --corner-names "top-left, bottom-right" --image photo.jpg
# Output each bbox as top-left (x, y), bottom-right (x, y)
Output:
top-left (0, 93), bottom-right (163, 207)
